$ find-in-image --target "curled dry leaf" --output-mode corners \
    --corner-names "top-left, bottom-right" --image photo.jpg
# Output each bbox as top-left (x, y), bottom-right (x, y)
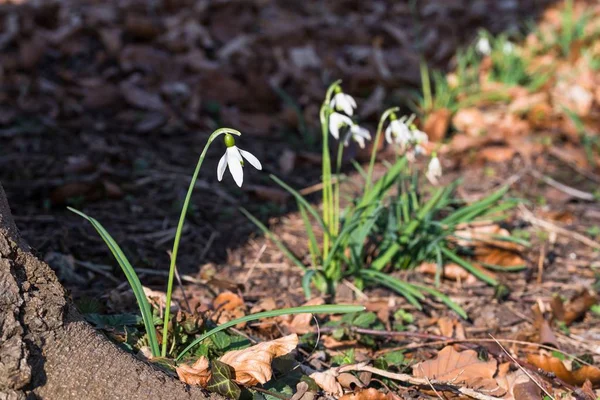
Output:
top-left (219, 333), bottom-right (298, 385)
top-left (309, 368), bottom-right (343, 397)
top-left (176, 356), bottom-right (211, 387)
top-left (527, 353), bottom-right (600, 387)
top-left (177, 334), bottom-right (299, 388)
top-left (213, 291), bottom-right (246, 326)
top-left (418, 262), bottom-right (477, 284)
top-left (423, 108), bottom-right (451, 142)
top-left (339, 388), bottom-right (390, 400)
top-left (551, 290), bottom-right (598, 325)
top-left (413, 346), bottom-right (506, 396)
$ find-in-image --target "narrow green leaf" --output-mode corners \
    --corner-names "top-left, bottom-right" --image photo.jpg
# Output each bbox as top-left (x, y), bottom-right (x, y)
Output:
top-left (441, 247), bottom-right (498, 286)
top-left (409, 283), bottom-right (468, 319)
top-left (176, 304), bottom-right (364, 361)
top-left (67, 207), bottom-right (160, 357)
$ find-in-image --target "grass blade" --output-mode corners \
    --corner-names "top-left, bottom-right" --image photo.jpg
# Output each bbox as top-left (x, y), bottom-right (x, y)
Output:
top-left (409, 283), bottom-right (468, 319)
top-left (441, 247), bottom-right (498, 286)
top-left (176, 304), bottom-right (364, 361)
top-left (68, 207), bottom-right (160, 357)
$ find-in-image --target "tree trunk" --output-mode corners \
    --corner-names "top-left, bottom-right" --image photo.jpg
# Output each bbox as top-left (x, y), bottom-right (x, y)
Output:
top-left (0, 184), bottom-right (210, 399)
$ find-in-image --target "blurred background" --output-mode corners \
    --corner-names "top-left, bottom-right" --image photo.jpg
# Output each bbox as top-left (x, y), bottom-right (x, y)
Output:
top-left (0, 0), bottom-right (579, 298)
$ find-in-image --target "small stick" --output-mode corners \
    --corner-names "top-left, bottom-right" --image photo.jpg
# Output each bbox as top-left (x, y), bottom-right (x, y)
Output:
top-left (519, 205), bottom-right (600, 250)
top-left (537, 243), bottom-right (546, 284)
top-left (529, 169), bottom-right (594, 201)
top-left (340, 364), bottom-right (502, 400)
top-left (489, 334), bottom-right (555, 400)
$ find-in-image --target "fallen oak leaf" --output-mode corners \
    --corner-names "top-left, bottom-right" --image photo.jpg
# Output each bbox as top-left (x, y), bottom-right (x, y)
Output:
top-left (219, 333), bottom-right (298, 385)
top-left (412, 346), bottom-right (505, 395)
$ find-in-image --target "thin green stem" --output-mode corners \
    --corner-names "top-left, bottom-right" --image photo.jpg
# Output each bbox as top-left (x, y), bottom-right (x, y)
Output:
top-left (320, 80), bottom-right (341, 261)
top-left (333, 142), bottom-right (344, 237)
top-left (365, 107), bottom-right (399, 194)
top-left (161, 127), bottom-right (241, 357)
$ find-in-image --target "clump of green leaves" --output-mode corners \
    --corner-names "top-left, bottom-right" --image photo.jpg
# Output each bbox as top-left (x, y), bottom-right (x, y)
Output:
top-left (244, 83), bottom-right (520, 319)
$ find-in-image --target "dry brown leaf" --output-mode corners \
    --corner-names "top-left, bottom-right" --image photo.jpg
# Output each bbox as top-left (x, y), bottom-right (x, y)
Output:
top-left (475, 248), bottom-right (526, 269)
top-left (339, 388), bottom-right (390, 400)
top-left (527, 353), bottom-right (600, 387)
top-left (452, 108), bottom-right (486, 137)
top-left (213, 291), bottom-right (246, 326)
top-left (280, 298), bottom-right (324, 334)
top-left (436, 317), bottom-right (466, 340)
top-left (310, 368), bottom-right (343, 396)
top-left (423, 108), bottom-right (451, 142)
top-left (496, 369), bottom-right (541, 400)
top-left (551, 290), bottom-right (598, 325)
top-left (479, 146), bottom-right (516, 163)
top-left (418, 262), bottom-right (477, 284)
top-left (219, 334), bottom-right (298, 385)
top-left (413, 346), bottom-right (505, 395)
top-left (176, 356), bottom-right (211, 386)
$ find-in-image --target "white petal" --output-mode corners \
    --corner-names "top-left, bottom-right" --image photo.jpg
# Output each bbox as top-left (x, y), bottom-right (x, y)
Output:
top-left (329, 118), bottom-right (340, 139)
top-left (330, 97), bottom-right (338, 110)
top-left (347, 94), bottom-right (357, 108)
top-left (340, 95), bottom-right (354, 116)
top-left (239, 149), bottom-right (262, 170)
top-left (226, 147), bottom-right (244, 187)
top-left (385, 125), bottom-right (393, 144)
top-left (329, 112), bottom-right (352, 139)
top-left (217, 152), bottom-right (228, 181)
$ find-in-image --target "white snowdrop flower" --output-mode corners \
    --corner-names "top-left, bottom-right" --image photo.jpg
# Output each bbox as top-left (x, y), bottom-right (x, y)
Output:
top-left (346, 124), bottom-right (371, 149)
top-left (330, 91), bottom-right (357, 116)
top-left (385, 119), bottom-right (412, 148)
top-left (503, 41), bottom-right (515, 54)
top-left (426, 154), bottom-right (442, 185)
top-left (329, 112), bottom-right (354, 140)
top-left (411, 128), bottom-right (429, 145)
top-left (217, 133), bottom-right (262, 187)
top-left (476, 37), bottom-right (491, 55)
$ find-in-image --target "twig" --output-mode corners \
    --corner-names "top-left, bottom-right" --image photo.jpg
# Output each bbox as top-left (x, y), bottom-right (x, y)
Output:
top-left (243, 244), bottom-right (267, 284)
top-left (340, 364), bottom-right (502, 400)
top-left (519, 204), bottom-right (600, 250)
top-left (489, 334), bottom-right (555, 400)
top-left (529, 169), bottom-right (594, 201)
top-left (537, 243), bottom-right (546, 284)
top-left (419, 365), bottom-right (444, 399)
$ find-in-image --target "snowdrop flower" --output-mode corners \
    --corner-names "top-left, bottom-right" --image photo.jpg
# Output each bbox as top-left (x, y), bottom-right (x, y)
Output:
top-left (329, 112), bottom-right (354, 140)
top-left (217, 133), bottom-right (262, 187)
top-left (502, 41), bottom-right (515, 54)
top-left (426, 154), bottom-right (442, 185)
top-left (411, 127), bottom-right (429, 145)
top-left (385, 118), bottom-right (412, 148)
top-left (476, 37), bottom-right (491, 55)
top-left (346, 124), bottom-right (371, 149)
top-left (330, 91), bottom-right (357, 116)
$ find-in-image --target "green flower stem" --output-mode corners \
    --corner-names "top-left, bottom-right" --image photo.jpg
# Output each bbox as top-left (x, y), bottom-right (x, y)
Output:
top-left (320, 80), bottom-right (341, 261)
top-left (333, 142), bottom-right (344, 237)
top-left (365, 107), bottom-right (399, 194)
top-left (162, 127), bottom-right (241, 358)
top-left (175, 304), bottom-right (364, 362)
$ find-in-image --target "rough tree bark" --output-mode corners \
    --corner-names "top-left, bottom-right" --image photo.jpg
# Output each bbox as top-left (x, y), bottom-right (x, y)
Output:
top-left (0, 184), bottom-right (212, 399)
